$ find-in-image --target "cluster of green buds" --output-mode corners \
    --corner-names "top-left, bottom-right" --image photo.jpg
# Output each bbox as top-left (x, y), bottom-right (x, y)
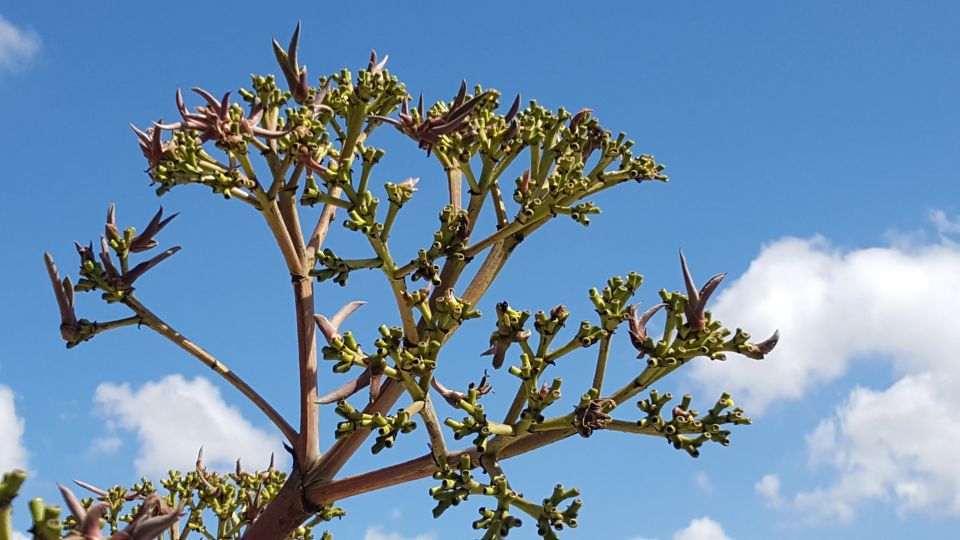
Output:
top-left (533, 484), bottom-right (582, 540)
top-left (311, 249), bottom-right (381, 287)
top-left (28, 497), bottom-right (64, 540)
top-left (470, 475), bottom-right (523, 540)
top-left (508, 355), bottom-right (564, 419)
top-left (429, 458), bottom-right (522, 539)
top-left (429, 455), bottom-right (480, 518)
top-left (429, 456), bottom-right (580, 540)
top-left (334, 400), bottom-right (420, 454)
top-left (349, 50), bottom-right (408, 119)
top-left (483, 302), bottom-right (532, 369)
top-left (533, 305), bottom-right (571, 346)
top-left (69, 206), bottom-right (181, 304)
top-left (727, 328), bottom-right (781, 360)
top-left (405, 205), bottom-right (471, 284)
top-left (279, 107), bottom-right (334, 170)
top-left (320, 329), bottom-right (368, 373)
top-left (239, 74), bottom-right (291, 114)
top-left (634, 391), bottom-right (750, 458)
top-left (626, 252), bottom-right (779, 366)
top-left (473, 93), bottom-right (522, 163)
top-left (589, 272), bottom-right (643, 332)
top-left (342, 190), bottom-right (381, 236)
top-left (443, 383), bottom-right (511, 452)
top-left (431, 85), bottom-right (503, 161)
top-left (384, 177), bottom-right (418, 207)
top-left (147, 129), bottom-right (254, 198)
top-left (373, 324), bottom-right (438, 377)
top-left (429, 289), bottom-right (482, 332)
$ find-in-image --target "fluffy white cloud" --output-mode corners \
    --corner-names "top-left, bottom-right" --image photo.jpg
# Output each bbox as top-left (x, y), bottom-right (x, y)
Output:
top-left (0, 15), bottom-right (39, 72)
top-left (0, 385), bottom-right (27, 470)
top-left (690, 235), bottom-right (960, 413)
top-left (363, 526), bottom-right (436, 540)
top-left (12, 531), bottom-right (31, 540)
top-left (691, 215), bottom-right (960, 520)
top-left (94, 375), bottom-right (286, 477)
top-left (673, 517), bottom-right (732, 540)
top-left (788, 373), bottom-right (960, 521)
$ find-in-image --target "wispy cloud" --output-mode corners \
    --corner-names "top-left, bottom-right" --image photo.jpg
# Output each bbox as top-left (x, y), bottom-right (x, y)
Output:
top-left (94, 375), bottom-right (286, 477)
top-left (0, 384), bottom-right (27, 470)
top-left (0, 15), bottom-right (39, 73)
top-left (363, 526), bottom-right (436, 540)
top-left (693, 471), bottom-right (713, 493)
top-left (694, 211), bottom-right (960, 521)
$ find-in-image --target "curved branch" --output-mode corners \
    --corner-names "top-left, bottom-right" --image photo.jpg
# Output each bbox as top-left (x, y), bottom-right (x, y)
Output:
top-left (122, 295), bottom-right (299, 448)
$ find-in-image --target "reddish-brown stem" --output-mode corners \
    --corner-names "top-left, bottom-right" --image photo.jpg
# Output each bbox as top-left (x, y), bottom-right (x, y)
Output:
top-left (293, 277), bottom-right (320, 464)
top-left (308, 381), bottom-right (406, 482)
top-left (304, 429), bottom-right (576, 506)
top-left (241, 468), bottom-right (311, 540)
top-left (305, 186), bottom-right (342, 262)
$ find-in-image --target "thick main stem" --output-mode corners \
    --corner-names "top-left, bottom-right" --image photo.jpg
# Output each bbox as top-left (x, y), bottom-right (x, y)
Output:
top-left (293, 277), bottom-right (320, 464)
top-left (241, 469), bottom-right (311, 540)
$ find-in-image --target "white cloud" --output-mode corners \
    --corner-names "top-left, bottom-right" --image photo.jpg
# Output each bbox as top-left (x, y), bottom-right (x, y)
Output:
top-left (0, 385), bottom-right (27, 471)
top-left (0, 15), bottom-right (39, 72)
top-left (690, 212), bottom-right (960, 521)
top-left (690, 235), bottom-right (960, 413)
top-left (790, 373), bottom-right (960, 521)
top-left (363, 526), bottom-right (436, 540)
top-left (12, 531), bottom-right (30, 540)
top-left (755, 474), bottom-right (783, 508)
top-left (89, 435), bottom-right (122, 455)
top-left (930, 209), bottom-right (960, 239)
top-left (673, 517), bottom-right (732, 540)
top-left (627, 517), bottom-right (731, 540)
top-left (94, 375), bottom-right (286, 477)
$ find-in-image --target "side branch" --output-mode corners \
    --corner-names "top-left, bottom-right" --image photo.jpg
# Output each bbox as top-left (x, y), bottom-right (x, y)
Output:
top-left (304, 429), bottom-right (575, 506)
top-left (122, 295), bottom-right (299, 448)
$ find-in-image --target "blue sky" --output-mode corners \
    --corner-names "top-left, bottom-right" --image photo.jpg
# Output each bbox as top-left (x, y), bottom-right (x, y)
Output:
top-left (2, 2), bottom-right (959, 539)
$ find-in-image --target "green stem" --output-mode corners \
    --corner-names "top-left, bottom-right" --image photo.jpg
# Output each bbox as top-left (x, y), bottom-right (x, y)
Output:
top-left (527, 414), bottom-right (574, 432)
top-left (502, 387), bottom-right (528, 426)
top-left (314, 193), bottom-right (352, 209)
top-left (0, 470), bottom-right (26, 540)
top-left (381, 203), bottom-right (400, 243)
top-left (591, 333), bottom-right (612, 394)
